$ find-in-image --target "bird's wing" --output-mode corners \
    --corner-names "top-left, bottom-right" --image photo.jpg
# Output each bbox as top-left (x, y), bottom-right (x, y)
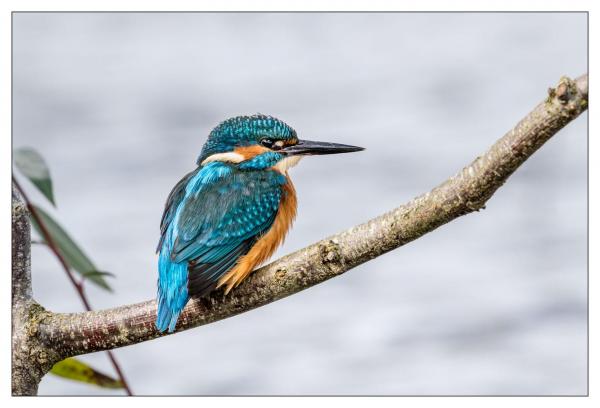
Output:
top-left (157, 169), bottom-right (199, 252)
top-left (167, 165), bottom-right (286, 295)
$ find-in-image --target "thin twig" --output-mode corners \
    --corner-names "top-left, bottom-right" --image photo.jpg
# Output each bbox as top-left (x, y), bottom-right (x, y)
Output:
top-left (12, 177), bottom-right (133, 396)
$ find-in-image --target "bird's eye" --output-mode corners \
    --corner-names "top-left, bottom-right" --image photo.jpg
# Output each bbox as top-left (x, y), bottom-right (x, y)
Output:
top-left (260, 138), bottom-right (274, 148)
top-left (261, 138), bottom-right (284, 151)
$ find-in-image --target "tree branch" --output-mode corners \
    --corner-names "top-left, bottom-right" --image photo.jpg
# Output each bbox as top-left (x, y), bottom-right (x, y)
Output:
top-left (27, 74), bottom-right (588, 359)
top-left (12, 186), bottom-right (60, 395)
top-left (12, 185), bottom-right (32, 305)
top-left (12, 177), bottom-right (133, 395)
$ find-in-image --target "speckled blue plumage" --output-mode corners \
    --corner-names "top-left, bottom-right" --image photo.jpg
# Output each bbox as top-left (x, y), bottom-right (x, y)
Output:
top-left (196, 115), bottom-right (296, 165)
top-left (156, 115), bottom-right (294, 333)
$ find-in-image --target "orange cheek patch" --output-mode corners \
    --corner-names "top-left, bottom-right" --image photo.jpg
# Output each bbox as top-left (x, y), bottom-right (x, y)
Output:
top-left (235, 145), bottom-right (270, 160)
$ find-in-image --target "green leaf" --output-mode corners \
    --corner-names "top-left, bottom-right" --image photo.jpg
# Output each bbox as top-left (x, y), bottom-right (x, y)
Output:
top-left (14, 147), bottom-right (56, 206)
top-left (81, 271), bottom-right (115, 278)
top-left (50, 358), bottom-right (124, 389)
top-left (80, 270), bottom-right (115, 279)
top-left (30, 205), bottom-right (113, 291)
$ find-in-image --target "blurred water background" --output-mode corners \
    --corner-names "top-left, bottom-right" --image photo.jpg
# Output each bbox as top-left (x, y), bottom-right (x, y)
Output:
top-left (12, 12), bottom-right (587, 395)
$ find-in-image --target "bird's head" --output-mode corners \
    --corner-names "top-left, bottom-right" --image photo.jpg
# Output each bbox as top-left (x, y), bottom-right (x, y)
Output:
top-left (196, 114), bottom-right (363, 172)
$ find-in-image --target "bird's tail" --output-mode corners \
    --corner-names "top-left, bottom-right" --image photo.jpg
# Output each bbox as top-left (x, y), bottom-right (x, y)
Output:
top-left (156, 231), bottom-right (189, 333)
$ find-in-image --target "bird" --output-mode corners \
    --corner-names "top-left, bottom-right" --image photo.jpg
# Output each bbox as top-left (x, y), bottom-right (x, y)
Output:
top-left (156, 114), bottom-right (364, 332)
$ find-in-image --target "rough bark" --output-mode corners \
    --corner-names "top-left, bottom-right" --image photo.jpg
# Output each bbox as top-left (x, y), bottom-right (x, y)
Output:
top-left (12, 187), bottom-right (62, 395)
top-left (12, 74), bottom-right (588, 395)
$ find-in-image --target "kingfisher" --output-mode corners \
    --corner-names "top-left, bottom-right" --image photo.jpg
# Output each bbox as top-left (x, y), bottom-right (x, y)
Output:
top-left (156, 114), bottom-right (364, 332)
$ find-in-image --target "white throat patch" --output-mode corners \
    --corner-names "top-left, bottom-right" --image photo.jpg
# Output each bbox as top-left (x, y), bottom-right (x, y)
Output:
top-left (201, 152), bottom-right (245, 165)
top-left (274, 155), bottom-right (303, 173)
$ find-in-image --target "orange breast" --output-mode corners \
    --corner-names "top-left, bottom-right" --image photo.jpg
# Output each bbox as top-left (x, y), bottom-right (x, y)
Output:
top-left (217, 176), bottom-right (297, 294)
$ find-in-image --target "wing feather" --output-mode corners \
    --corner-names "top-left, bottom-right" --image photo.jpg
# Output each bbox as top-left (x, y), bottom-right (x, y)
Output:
top-left (156, 168), bottom-right (199, 252)
top-left (159, 164), bottom-right (286, 297)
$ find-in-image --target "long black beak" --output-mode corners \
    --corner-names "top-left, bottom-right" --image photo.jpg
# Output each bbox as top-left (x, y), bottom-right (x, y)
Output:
top-left (282, 139), bottom-right (364, 156)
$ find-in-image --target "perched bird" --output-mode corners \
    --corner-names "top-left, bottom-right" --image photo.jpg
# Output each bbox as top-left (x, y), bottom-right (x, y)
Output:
top-left (156, 114), bottom-right (363, 332)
